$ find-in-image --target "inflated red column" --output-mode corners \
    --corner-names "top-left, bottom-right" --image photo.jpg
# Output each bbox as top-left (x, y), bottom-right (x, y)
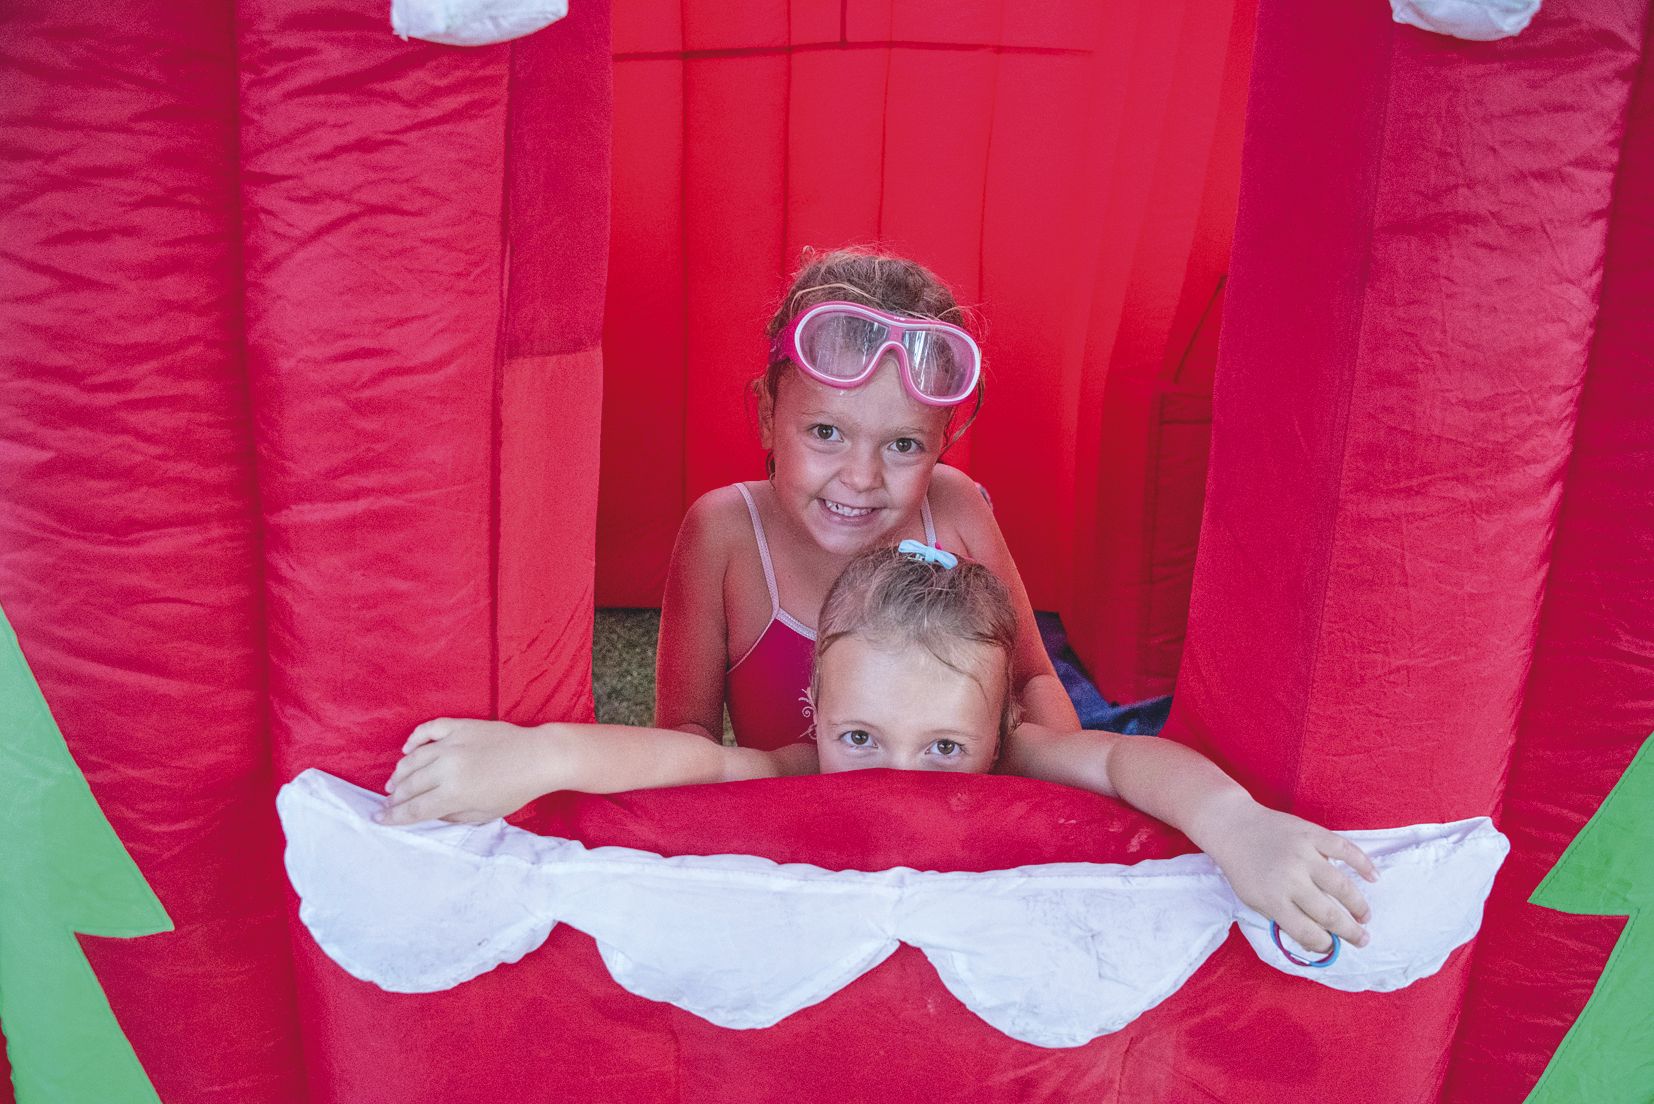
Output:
top-left (1157, 0), bottom-right (1646, 1099)
top-left (0, 2), bottom-right (303, 1100)
top-left (238, 2), bottom-right (615, 1098)
top-left (1444, 13), bottom-right (1654, 1097)
top-left (236, 3), bottom-right (505, 1097)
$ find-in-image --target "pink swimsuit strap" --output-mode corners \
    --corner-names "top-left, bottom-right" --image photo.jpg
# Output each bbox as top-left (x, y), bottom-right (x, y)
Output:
top-left (724, 482), bottom-right (937, 750)
top-left (731, 481), bottom-right (937, 632)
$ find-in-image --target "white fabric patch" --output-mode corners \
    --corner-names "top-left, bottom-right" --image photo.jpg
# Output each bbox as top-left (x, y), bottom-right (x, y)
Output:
top-left (391, 0), bottom-right (568, 46)
top-left (280, 770), bottom-right (1509, 1048)
top-left (1390, 0), bottom-right (1541, 41)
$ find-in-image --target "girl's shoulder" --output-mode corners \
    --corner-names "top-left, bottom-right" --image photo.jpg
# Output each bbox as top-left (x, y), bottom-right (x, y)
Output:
top-left (677, 483), bottom-right (753, 565)
top-left (928, 463), bottom-right (1000, 557)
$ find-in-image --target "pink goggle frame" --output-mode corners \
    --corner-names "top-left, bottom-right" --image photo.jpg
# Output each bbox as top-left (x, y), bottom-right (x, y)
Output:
top-left (772, 301), bottom-right (982, 407)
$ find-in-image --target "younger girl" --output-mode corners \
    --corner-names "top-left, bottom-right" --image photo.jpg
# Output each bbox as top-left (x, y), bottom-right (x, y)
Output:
top-left (382, 545), bottom-right (1377, 957)
top-left (656, 248), bottom-right (1079, 754)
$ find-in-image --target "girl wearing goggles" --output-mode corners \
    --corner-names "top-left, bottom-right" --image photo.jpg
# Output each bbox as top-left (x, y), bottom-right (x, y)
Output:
top-left (653, 247), bottom-right (1081, 759)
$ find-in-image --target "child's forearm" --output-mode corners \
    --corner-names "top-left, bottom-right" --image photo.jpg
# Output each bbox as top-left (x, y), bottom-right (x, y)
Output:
top-left (539, 722), bottom-right (814, 794)
top-left (1089, 732), bottom-right (1257, 853)
top-left (1003, 724), bottom-right (1252, 846)
top-left (382, 717), bottom-right (817, 826)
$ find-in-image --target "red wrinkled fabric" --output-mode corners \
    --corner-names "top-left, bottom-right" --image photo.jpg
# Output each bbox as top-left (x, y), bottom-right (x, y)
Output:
top-left (599, 0), bottom-right (1255, 702)
top-left (0, 3), bottom-right (302, 1101)
top-left (1443, 7), bottom-right (1654, 1098)
top-left (3, 0), bottom-right (1652, 1099)
top-left (1171, 0), bottom-right (1651, 1098)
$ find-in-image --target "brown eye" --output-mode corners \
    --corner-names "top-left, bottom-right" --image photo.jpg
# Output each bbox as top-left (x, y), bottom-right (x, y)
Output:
top-left (934, 739), bottom-right (960, 757)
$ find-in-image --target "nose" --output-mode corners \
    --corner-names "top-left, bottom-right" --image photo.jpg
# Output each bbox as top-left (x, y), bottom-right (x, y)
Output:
top-left (839, 443), bottom-right (884, 494)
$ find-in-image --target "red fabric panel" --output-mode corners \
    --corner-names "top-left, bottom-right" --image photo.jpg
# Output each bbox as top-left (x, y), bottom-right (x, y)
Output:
top-left (598, 6), bottom-right (1250, 620)
top-left (789, 0), bottom-right (841, 46)
top-left (1171, 0), bottom-right (1644, 1097)
top-left (499, 350), bottom-right (603, 724)
top-left (0, 3), bottom-right (303, 1101)
top-left (1066, 2), bottom-right (1252, 700)
top-left (973, 44), bottom-right (1101, 592)
top-left (682, 0), bottom-right (789, 52)
top-left (295, 771), bottom-right (1470, 1102)
top-left (497, 6), bottom-right (612, 724)
top-left (1174, 0), bottom-right (1635, 821)
top-left (612, 0), bottom-right (681, 54)
top-left (596, 54), bottom-right (686, 605)
top-left (681, 54), bottom-right (789, 502)
top-left (1443, 11), bottom-right (1654, 1098)
top-left (783, 49), bottom-right (887, 255)
top-left (504, 2), bottom-right (613, 359)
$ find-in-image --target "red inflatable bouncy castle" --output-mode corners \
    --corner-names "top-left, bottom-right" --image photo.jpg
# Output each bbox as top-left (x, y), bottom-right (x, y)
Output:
top-left (1, 1), bottom-right (1650, 1102)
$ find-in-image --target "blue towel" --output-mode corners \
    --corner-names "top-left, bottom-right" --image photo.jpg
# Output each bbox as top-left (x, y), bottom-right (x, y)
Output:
top-left (1035, 613), bottom-right (1171, 736)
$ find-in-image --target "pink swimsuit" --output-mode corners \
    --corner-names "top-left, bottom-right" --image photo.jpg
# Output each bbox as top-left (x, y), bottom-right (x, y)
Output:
top-left (724, 482), bottom-right (936, 750)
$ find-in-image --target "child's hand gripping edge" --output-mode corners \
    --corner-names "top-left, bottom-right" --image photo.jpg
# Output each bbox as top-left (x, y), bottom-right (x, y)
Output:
top-left (1185, 788), bottom-right (1379, 956)
top-left (1003, 725), bottom-right (1379, 956)
top-left (380, 718), bottom-right (559, 826)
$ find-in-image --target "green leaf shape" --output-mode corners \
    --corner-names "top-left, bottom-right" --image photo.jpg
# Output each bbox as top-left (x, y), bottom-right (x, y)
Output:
top-left (0, 603), bottom-right (172, 1103)
top-left (1524, 732), bottom-right (1654, 1104)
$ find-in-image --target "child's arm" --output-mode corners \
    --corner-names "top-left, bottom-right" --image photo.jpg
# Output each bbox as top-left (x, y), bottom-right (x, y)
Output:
top-left (932, 466), bottom-right (1081, 731)
top-left (653, 489), bottom-right (737, 741)
top-left (1002, 726), bottom-right (1377, 954)
top-left (379, 717), bottom-right (817, 826)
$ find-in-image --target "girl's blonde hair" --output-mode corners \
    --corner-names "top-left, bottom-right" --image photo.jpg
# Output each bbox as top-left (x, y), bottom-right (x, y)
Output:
top-left (759, 247), bottom-right (984, 451)
top-left (812, 546), bottom-right (1020, 741)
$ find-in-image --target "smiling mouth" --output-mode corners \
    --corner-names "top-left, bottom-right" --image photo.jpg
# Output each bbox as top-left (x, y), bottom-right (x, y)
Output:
top-left (821, 499), bottom-right (877, 519)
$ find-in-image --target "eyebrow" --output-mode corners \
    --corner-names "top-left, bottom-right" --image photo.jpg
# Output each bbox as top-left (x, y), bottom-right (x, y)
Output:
top-left (794, 412), bottom-right (932, 437)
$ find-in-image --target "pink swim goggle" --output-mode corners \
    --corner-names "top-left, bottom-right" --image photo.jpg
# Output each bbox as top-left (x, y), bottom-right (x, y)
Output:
top-left (772, 301), bottom-right (982, 407)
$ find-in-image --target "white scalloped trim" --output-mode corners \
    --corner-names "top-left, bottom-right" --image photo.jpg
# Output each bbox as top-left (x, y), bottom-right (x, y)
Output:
top-left (391, 0), bottom-right (568, 46)
top-left (279, 770), bottom-right (1508, 1047)
top-left (1390, 0), bottom-right (1541, 41)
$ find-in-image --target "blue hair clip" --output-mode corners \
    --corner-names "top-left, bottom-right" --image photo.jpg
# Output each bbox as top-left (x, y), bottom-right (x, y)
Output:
top-left (898, 539), bottom-right (958, 570)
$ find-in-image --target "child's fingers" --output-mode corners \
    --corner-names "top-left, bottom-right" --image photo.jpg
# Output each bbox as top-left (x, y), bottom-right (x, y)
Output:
top-left (1311, 861), bottom-right (1372, 926)
top-left (378, 785), bottom-right (449, 826)
top-left (1275, 904), bottom-right (1337, 957)
top-left (1293, 884), bottom-right (1369, 948)
top-left (402, 718), bottom-right (458, 755)
top-left (386, 760), bottom-right (441, 806)
top-left (385, 744), bottom-right (440, 793)
top-left (1318, 830), bottom-right (1379, 883)
top-left (440, 809), bottom-right (494, 824)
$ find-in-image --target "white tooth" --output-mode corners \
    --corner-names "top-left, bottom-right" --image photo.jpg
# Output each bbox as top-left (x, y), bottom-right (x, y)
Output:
top-left (825, 500), bottom-right (871, 517)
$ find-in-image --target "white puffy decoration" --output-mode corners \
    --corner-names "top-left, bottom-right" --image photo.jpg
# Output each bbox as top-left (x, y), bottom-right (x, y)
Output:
top-left (279, 770), bottom-right (1510, 1048)
top-left (391, 0), bottom-right (569, 47)
top-left (1390, 0), bottom-right (1541, 41)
